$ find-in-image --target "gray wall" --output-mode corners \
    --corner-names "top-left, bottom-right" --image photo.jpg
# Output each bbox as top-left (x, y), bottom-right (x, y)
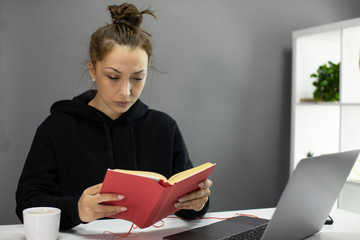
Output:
top-left (1, 0), bottom-right (360, 225)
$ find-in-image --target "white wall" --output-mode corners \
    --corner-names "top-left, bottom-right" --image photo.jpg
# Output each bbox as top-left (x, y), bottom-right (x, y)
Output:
top-left (1, 0), bottom-right (360, 224)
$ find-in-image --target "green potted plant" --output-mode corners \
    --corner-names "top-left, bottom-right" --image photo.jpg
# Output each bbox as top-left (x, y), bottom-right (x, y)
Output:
top-left (306, 151), bottom-right (314, 158)
top-left (310, 61), bottom-right (340, 102)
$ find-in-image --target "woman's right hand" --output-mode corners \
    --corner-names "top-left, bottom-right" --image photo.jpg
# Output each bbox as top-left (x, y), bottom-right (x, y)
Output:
top-left (78, 183), bottom-right (127, 223)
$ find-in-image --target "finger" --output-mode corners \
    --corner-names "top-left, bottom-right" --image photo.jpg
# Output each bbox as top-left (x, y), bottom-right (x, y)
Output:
top-left (199, 179), bottom-right (213, 189)
top-left (179, 188), bottom-right (210, 203)
top-left (84, 183), bottom-right (103, 195)
top-left (90, 207), bottom-right (127, 221)
top-left (93, 204), bottom-right (127, 214)
top-left (179, 203), bottom-right (205, 211)
top-left (96, 193), bottom-right (125, 203)
top-left (175, 197), bottom-right (208, 210)
top-left (101, 211), bottom-right (125, 218)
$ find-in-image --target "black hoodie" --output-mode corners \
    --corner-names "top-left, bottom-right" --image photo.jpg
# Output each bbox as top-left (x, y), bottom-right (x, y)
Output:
top-left (16, 90), bottom-right (209, 230)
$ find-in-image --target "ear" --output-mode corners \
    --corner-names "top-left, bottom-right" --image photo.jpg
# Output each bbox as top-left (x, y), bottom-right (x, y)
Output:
top-left (88, 62), bottom-right (96, 80)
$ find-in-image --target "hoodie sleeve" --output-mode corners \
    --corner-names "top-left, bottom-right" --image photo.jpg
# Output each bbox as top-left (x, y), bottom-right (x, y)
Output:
top-left (15, 126), bottom-right (82, 230)
top-left (171, 124), bottom-right (210, 219)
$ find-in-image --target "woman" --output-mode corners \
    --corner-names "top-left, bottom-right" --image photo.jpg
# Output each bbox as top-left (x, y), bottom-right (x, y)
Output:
top-left (15, 3), bottom-right (212, 230)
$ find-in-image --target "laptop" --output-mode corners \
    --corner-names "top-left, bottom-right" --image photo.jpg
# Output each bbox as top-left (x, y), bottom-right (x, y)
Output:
top-left (164, 149), bottom-right (360, 240)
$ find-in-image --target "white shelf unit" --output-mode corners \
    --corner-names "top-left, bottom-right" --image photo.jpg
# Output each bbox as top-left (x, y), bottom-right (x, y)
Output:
top-left (291, 18), bottom-right (360, 213)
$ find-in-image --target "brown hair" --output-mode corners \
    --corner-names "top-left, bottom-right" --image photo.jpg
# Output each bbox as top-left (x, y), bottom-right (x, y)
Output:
top-left (89, 3), bottom-right (156, 67)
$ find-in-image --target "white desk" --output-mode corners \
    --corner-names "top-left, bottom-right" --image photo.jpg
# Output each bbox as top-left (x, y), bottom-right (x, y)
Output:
top-left (1, 208), bottom-right (360, 240)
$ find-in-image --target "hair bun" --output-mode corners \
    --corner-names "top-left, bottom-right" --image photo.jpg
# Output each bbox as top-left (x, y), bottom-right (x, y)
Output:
top-left (108, 3), bottom-right (155, 28)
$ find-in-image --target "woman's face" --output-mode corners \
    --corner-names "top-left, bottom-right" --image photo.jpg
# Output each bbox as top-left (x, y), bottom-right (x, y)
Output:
top-left (89, 44), bottom-right (148, 119)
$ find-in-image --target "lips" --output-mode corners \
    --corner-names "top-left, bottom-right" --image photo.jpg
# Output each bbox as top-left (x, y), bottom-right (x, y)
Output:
top-left (115, 101), bottom-right (131, 108)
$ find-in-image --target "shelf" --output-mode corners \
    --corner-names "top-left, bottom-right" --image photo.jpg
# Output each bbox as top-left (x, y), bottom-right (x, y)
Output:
top-left (292, 17), bottom-right (360, 170)
top-left (293, 105), bottom-right (340, 168)
top-left (296, 102), bottom-right (339, 106)
top-left (294, 30), bottom-right (341, 102)
top-left (340, 105), bottom-right (360, 152)
top-left (292, 17), bottom-right (360, 214)
top-left (341, 26), bottom-right (360, 103)
top-left (296, 102), bottom-right (360, 106)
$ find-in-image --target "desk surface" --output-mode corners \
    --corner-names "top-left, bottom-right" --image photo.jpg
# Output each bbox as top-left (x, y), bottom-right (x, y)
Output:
top-left (1, 208), bottom-right (360, 240)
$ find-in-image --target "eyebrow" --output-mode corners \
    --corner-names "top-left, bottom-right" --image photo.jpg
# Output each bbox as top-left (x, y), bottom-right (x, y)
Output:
top-left (105, 67), bottom-right (147, 74)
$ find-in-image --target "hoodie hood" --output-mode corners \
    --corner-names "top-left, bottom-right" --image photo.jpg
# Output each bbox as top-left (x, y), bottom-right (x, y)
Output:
top-left (49, 90), bottom-right (149, 170)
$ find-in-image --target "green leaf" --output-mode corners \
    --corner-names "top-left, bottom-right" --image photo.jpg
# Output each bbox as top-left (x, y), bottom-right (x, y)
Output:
top-left (310, 61), bottom-right (340, 102)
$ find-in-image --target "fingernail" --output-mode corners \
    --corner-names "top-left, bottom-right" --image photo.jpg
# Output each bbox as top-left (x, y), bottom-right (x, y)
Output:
top-left (178, 198), bottom-right (184, 202)
top-left (174, 203), bottom-right (180, 208)
top-left (117, 195), bottom-right (124, 200)
top-left (120, 207), bottom-right (127, 211)
top-left (199, 182), bottom-right (204, 187)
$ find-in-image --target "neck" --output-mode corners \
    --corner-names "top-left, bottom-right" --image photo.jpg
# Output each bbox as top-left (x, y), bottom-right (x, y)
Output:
top-left (88, 95), bottom-right (120, 120)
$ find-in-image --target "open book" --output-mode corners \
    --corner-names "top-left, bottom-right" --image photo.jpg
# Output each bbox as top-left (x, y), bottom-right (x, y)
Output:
top-left (100, 162), bottom-right (216, 228)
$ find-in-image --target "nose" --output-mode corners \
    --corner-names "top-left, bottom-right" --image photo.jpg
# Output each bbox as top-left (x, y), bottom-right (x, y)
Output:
top-left (118, 77), bottom-right (131, 96)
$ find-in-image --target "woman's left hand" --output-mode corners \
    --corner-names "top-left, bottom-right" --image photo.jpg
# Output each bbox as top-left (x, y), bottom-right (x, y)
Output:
top-left (174, 179), bottom-right (212, 211)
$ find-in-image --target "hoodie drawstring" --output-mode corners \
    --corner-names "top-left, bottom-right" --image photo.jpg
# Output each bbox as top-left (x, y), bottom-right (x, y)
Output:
top-left (98, 113), bottom-right (138, 170)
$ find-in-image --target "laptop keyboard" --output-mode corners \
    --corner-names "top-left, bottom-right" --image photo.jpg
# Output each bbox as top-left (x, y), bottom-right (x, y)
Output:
top-left (222, 223), bottom-right (268, 240)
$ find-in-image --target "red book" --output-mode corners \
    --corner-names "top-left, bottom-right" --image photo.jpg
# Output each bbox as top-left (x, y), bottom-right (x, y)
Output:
top-left (100, 162), bottom-right (216, 228)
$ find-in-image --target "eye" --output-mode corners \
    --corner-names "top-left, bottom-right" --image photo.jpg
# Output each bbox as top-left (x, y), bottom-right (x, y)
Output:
top-left (131, 74), bottom-right (145, 81)
top-left (107, 75), bottom-right (119, 81)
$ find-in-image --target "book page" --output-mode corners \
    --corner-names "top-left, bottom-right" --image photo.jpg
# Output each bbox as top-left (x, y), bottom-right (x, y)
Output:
top-left (112, 169), bottom-right (167, 182)
top-left (168, 162), bottom-right (215, 184)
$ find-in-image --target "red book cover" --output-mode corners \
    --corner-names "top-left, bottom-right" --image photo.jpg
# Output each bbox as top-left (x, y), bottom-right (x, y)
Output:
top-left (100, 163), bottom-right (216, 228)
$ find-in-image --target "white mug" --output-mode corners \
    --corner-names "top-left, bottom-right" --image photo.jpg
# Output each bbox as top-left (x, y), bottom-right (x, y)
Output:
top-left (23, 207), bottom-right (61, 240)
